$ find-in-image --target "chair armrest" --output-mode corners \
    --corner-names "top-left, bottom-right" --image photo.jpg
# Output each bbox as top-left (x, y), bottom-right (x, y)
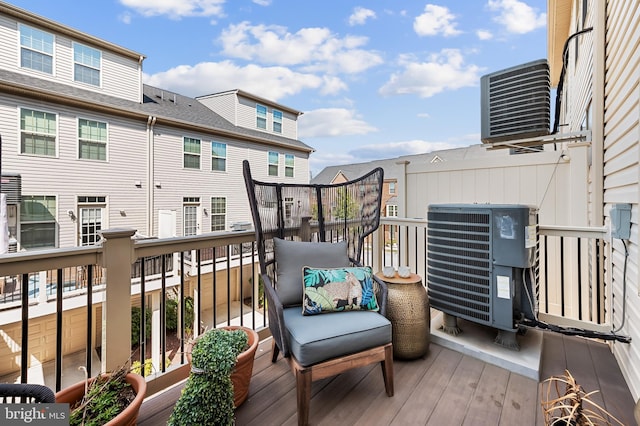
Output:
top-left (372, 274), bottom-right (389, 317)
top-left (0, 383), bottom-right (55, 403)
top-left (261, 273), bottom-right (292, 358)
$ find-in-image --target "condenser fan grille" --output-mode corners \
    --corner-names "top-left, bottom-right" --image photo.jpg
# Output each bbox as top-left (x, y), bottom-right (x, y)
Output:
top-left (427, 210), bottom-right (493, 324)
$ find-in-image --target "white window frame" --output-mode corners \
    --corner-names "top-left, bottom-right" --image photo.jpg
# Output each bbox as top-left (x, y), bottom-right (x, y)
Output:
top-left (284, 154), bottom-right (294, 178)
top-left (183, 137), bottom-right (201, 169)
top-left (268, 151), bottom-right (279, 176)
top-left (20, 107), bottom-right (57, 157)
top-left (183, 197), bottom-right (201, 236)
top-left (386, 204), bottom-right (398, 217)
top-left (78, 118), bottom-right (108, 161)
top-left (19, 24), bottom-right (54, 75)
top-left (73, 42), bottom-right (102, 87)
top-left (257, 104), bottom-right (267, 130)
top-left (273, 109), bottom-right (283, 133)
top-left (78, 196), bottom-right (106, 246)
top-left (20, 195), bottom-right (57, 249)
top-left (211, 141), bottom-right (227, 172)
top-left (210, 197), bottom-right (226, 231)
top-left (389, 182), bottom-right (396, 194)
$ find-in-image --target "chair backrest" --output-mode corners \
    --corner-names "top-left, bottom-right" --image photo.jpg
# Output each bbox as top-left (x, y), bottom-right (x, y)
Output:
top-left (243, 160), bottom-right (384, 285)
top-left (0, 383), bottom-right (56, 403)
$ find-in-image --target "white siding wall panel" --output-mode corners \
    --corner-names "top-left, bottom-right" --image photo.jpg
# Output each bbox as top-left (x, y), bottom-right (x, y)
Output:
top-left (604, 0), bottom-right (640, 400)
top-left (0, 93), bottom-right (148, 248)
top-left (0, 13), bottom-right (140, 102)
top-left (198, 94), bottom-right (236, 124)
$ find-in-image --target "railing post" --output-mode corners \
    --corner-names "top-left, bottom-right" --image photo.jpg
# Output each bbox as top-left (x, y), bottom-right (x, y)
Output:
top-left (301, 216), bottom-right (311, 241)
top-left (99, 228), bottom-right (136, 372)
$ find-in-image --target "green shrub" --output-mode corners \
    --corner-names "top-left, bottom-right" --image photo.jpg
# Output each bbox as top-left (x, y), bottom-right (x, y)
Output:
top-left (168, 328), bottom-right (248, 426)
top-left (131, 306), bottom-right (151, 346)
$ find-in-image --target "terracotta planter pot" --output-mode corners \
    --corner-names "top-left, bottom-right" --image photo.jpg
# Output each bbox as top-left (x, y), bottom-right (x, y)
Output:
top-left (189, 325), bottom-right (260, 407)
top-left (55, 372), bottom-right (147, 426)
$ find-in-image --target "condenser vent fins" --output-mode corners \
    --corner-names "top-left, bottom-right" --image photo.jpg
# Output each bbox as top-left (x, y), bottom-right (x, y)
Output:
top-left (481, 59), bottom-right (550, 144)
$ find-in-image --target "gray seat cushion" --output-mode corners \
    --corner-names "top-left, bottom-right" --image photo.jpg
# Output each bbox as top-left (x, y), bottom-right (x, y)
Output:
top-left (283, 307), bottom-right (392, 367)
top-left (274, 238), bottom-right (350, 306)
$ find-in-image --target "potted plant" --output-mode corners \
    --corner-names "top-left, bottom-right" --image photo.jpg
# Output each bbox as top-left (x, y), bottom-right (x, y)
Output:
top-left (169, 326), bottom-right (257, 425)
top-left (184, 325), bottom-right (259, 407)
top-left (541, 369), bottom-right (624, 425)
top-left (55, 363), bottom-right (146, 426)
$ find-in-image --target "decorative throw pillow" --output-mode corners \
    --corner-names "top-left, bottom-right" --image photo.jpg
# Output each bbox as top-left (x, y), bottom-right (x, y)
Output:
top-left (274, 238), bottom-right (350, 306)
top-left (302, 266), bottom-right (379, 315)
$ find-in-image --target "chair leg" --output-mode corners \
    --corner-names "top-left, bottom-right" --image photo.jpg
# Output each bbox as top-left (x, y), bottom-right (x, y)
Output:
top-left (295, 367), bottom-right (312, 426)
top-left (381, 344), bottom-right (394, 397)
top-left (271, 339), bottom-right (280, 363)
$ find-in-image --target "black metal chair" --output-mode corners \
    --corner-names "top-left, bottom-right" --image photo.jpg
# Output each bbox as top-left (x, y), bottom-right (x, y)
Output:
top-left (0, 383), bottom-right (56, 403)
top-left (243, 159), bottom-right (393, 426)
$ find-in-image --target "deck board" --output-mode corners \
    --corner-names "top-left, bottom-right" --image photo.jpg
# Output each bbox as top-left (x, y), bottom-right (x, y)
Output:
top-left (137, 331), bottom-right (636, 425)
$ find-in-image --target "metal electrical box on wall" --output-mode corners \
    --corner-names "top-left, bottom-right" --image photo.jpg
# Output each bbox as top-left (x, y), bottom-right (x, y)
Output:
top-left (610, 203), bottom-right (631, 240)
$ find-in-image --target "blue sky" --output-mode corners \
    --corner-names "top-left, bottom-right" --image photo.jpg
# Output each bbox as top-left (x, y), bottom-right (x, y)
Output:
top-left (8, 0), bottom-right (548, 176)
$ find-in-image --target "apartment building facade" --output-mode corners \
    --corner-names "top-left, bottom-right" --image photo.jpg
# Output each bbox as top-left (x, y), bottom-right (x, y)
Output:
top-left (0, 2), bottom-right (313, 252)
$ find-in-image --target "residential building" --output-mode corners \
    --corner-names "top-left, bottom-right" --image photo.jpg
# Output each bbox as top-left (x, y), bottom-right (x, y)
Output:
top-left (0, 1), bottom-right (313, 252)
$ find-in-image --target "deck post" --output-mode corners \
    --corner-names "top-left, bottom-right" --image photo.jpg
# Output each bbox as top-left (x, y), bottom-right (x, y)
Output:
top-left (99, 228), bottom-right (136, 372)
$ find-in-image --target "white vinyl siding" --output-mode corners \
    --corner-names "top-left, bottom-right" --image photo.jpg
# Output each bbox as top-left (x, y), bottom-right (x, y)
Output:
top-left (211, 142), bottom-right (226, 172)
top-left (20, 107), bottom-right (57, 156)
top-left (284, 154), bottom-right (294, 178)
top-left (19, 24), bottom-right (54, 74)
top-left (73, 42), bottom-right (101, 86)
top-left (20, 195), bottom-right (57, 249)
top-left (602, 0), bottom-right (640, 400)
top-left (268, 151), bottom-right (278, 176)
top-left (210, 197), bottom-right (226, 231)
top-left (78, 118), bottom-right (107, 161)
top-left (183, 137), bottom-right (201, 169)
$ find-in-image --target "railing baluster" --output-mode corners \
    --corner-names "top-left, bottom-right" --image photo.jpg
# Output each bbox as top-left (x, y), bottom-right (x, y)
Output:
top-left (179, 252), bottom-right (185, 364)
top-left (56, 268), bottom-right (63, 391)
top-left (160, 255), bottom-right (166, 373)
top-left (140, 259), bottom-right (146, 376)
top-left (86, 264), bottom-right (93, 377)
top-left (20, 273), bottom-right (28, 383)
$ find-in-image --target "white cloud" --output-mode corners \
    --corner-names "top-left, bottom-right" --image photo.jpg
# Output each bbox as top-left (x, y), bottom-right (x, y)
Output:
top-left (354, 140), bottom-right (458, 159)
top-left (119, 0), bottom-right (225, 19)
top-left (476, 29), bottom-right (493, 40)
top-left (417, 112), bottom-right (430, 118)
top-left (144, 60), bottom-right (324, 101)
top-left (298, 108), bottom-right (377, 138)
top-left (487, 0), bottom-right (546, 34)
top-left (118, 11), bottom-right (132, 24)
top-left (414, 4), bottom-right (462, 37)
top-left (348, 7), bottom-right (376, 26)
top-left (253, 0), bottom-right (271, 5)
top-left (218, 22), bottom-right (383, 74)
top-left (379, 49), bottom-right (483, 98)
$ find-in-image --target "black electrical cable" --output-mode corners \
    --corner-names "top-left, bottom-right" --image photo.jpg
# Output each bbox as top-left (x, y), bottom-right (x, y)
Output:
top-left (552, 27), bottom-right (593, 135)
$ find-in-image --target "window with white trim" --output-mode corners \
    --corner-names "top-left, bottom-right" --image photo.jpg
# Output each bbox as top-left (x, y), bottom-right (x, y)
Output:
top-left (273, 110), bottom-right (283, 133)
top-left (210, 197), bottom-right (226, 231)
top-left (78, 118), bottom-right (107, 160)
top-left (73, 43), bottom-right (101, 86)
top-left (389, 182), bottom-right (396, 194)
top-left (20, 108), bottom-right (57, 156)
top-left (268, 151), bottom-right (279, 176)
top-left (386, 204), bottom-right (398, 217)
top-left (285, 154), bottom-right (294, 178)
top-left (78, 196), bottom-right (105, 246)
top-left (183, 137), bottom-right (201, 169)
top-left (211, 142), bottom-right (226, 172)
top-left (183, 197), bottom-right (200, 236)
top-left (19, 24), bottom-right (54, 74)
top-left (20, 195), bottom-right (57, 249)
top-left (256, 104), bottom-right (267, 129)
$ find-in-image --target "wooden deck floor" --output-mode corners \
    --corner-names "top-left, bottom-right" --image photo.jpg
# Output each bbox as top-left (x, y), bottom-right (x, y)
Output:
top-left (138, 331), bottom-right (636, 425)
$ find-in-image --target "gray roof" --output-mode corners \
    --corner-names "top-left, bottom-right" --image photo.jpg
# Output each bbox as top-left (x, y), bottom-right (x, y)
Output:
top-left (0, 68), bottom-right (313, 153)
top-left (311, 144), bottom-right (508, 184)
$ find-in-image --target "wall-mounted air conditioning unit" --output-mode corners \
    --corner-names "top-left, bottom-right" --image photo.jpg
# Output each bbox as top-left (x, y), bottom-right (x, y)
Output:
top-left (481, 59), bottom-right (550, 144)
top-left (427, 204), bottom-right (538, 349)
